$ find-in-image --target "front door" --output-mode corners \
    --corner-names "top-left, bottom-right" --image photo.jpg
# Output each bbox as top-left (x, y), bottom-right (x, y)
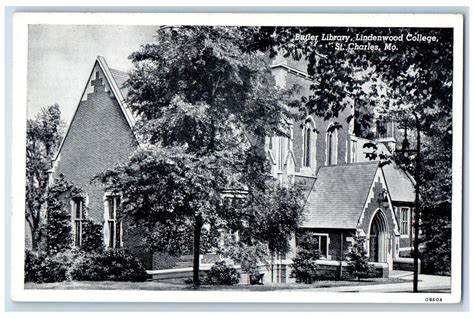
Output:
top-left (369, 210), bottom-right (388, 263)
top-left (369, 234), bottom-right (378, 262)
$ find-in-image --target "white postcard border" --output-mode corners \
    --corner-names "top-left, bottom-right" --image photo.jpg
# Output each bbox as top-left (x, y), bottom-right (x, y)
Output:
top-left (10, 12), bottom-right (464, 304)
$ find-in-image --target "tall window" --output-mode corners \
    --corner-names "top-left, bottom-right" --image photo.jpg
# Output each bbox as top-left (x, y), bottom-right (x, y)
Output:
top-left (303, 127), bottom-right (311, 167)
top-left (400, 207), bottom-right (409, 235)
top-left (377, 121), bottom-right (395, 139)
top-left (315, 234), bottom-right (328, 258)
top-left (302, 119), bottom-right (316, 169)
top-left (106, 196), bottom-right (122, 248)
top-left (327, 125), bottom-right (337, 165)
top-left (278, 137), bottom-right (285, 171)
top-left (351, 139), bottom-right (357, 163)
top-left (72, 198), bottom-right (84, 247)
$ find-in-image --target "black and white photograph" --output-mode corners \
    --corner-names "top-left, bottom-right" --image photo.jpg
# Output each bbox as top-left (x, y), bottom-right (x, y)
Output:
top-left (10, 13), bottom-right (463, 303)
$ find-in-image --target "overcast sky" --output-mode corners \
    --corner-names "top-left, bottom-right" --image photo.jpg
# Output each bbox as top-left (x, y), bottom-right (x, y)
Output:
top-left (27, 24), bottom-right (158, 125)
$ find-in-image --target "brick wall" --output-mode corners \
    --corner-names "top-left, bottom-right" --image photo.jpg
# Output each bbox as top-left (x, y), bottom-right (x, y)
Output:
top-left (53, 68), bottom-right (136, 241)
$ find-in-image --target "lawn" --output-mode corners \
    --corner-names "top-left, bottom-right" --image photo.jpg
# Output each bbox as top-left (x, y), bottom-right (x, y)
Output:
top-left (25, 277), bottom-right (406, 291)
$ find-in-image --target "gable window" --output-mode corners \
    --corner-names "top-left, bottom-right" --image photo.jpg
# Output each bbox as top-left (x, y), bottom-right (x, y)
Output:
top-left (72, 198), bottom-right (84, 247)
top-left (314, 234), bottom-right (329, 258)
top-left (106, 195), bottom-right (122, 248)
top-left (400, 207), bottom-right (409, 235)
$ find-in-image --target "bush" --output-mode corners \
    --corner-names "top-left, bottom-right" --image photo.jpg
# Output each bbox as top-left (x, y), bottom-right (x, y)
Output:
top-left (204, 261), bottom-right (240, 285)
top-left (24, 250), bottom-right (76, 283)
top-left (70, 249), bottom-right (148, 282)
top-left (290, 234), bottom-right (321, 284)
top-left (346, 234), bottom-right (375, 281)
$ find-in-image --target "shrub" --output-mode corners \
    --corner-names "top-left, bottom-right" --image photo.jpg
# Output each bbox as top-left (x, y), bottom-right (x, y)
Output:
top-left (70, 249), bottom-right (148, 282)
top-left (204, 261), bottom-right (240, 285)
top-left (24, 250), bottom-right (76, 283)
top-left (24, 250), bottom-right (43, 283)
top-left (290, 234), bottom-right (321, 284)
top-left (346, 234), bottom-right (375, 281)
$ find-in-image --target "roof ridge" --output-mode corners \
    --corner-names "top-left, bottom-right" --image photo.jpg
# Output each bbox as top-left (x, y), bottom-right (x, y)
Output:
top-left (319, 161), bottom-right (380, 169)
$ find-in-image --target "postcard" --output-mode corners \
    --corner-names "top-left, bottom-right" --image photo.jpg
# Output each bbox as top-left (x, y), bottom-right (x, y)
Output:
top-left (10, 12), bottom-right (463, 303)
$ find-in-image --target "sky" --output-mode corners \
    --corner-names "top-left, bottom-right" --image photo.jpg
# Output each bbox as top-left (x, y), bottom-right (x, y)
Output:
top-left (27, 25), bottom-right (158, 125)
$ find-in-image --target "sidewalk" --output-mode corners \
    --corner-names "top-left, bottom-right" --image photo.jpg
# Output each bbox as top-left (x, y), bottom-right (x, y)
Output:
top-left (283, 271), bottom-right (451, 293)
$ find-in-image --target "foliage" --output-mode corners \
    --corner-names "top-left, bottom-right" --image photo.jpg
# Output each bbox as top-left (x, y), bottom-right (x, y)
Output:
top-left (26, 104), bottom-right (65, 250)
top-left (96, 26), bottom-right (306, 287)
top-left (204, 261), bottom-right (240, 285)
top-left (152, 252), bottom-right (179, 270)
top-left (290, 233), bottom-right (321, 284)
top-left (24, 250), bottom-right (76, 283)
top-left (346, 234), bottom-right (375, 281)
top-left (80, 219), bottom-right (105, 254)
top-left (144, 222), bottom-right (218, 256)
top-left (25, 248), bottom-right (148, 283)
top-left (44, 176), bottom-right (75, 254)
top-left (69, 249), bottom-right (148, 282)
top-left (220, 240), bottom-right (269, 276)
top-left (420, 203), bottom-right (451, 275)
top-left (45, 175), bottom-right (92, 254)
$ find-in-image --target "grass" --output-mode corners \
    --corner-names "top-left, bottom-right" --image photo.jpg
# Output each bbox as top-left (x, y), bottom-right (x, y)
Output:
top-left (25, 277), bottom-right (406, 291)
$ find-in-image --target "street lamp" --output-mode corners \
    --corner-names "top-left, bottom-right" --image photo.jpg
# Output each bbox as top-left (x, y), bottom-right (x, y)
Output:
top-left (396, 113), bottom-right (421, 293)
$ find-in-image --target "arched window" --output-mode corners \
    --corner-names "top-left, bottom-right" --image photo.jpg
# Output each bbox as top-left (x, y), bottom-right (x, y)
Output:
top-left (327, 124), bottom-right (338, 165)
top-left (302, 117), bottom-right (316, 169)
top-left (303, 127), bottom-right (311, 167)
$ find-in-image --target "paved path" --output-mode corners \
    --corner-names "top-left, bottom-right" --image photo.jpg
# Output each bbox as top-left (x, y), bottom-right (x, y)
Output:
top-left (283, 271), bottom-right (451, 293)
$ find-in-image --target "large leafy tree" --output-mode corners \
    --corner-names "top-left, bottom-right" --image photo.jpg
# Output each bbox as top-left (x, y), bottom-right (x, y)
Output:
top-left (26, 104), bottom-right (65, 251)
top-left (96, 26), bottom-right (306, 287)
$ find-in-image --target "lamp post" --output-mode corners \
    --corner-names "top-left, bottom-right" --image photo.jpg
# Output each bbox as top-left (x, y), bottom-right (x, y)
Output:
top-left (396, 113), bottom-right (421, 293)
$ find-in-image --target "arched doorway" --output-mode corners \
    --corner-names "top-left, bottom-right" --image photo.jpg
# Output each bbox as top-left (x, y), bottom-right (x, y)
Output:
top-left (369, 210), bottom-right (388, 263)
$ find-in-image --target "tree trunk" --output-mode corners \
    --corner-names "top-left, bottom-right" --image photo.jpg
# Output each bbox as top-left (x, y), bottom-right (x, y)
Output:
top-left (193, 213), bottom-right (203, 288)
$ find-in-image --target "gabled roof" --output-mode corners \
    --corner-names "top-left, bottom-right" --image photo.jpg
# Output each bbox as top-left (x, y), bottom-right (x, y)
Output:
top-left (383, 164), bottom-right (415, 203)
top-left (350, 134), bottom-right (416, 204)
top-left (52, 56), bottom-right (135, 162)
top-left (109, 67), bottom-right (130, 98)
top-left (301, 161), bottom-right (380, 229)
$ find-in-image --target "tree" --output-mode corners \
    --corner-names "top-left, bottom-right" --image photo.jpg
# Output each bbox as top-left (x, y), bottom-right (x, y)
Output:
top-left (96, 26), bottom-right (305, 288)
top-left (290, 233), bottom-right (321, 284)
top-left (45, 177), bottom-right (74, 255)
top-left (26, 104), bottom-right (65, 251)
top-left (346, 234), bottom-right (374, 281)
